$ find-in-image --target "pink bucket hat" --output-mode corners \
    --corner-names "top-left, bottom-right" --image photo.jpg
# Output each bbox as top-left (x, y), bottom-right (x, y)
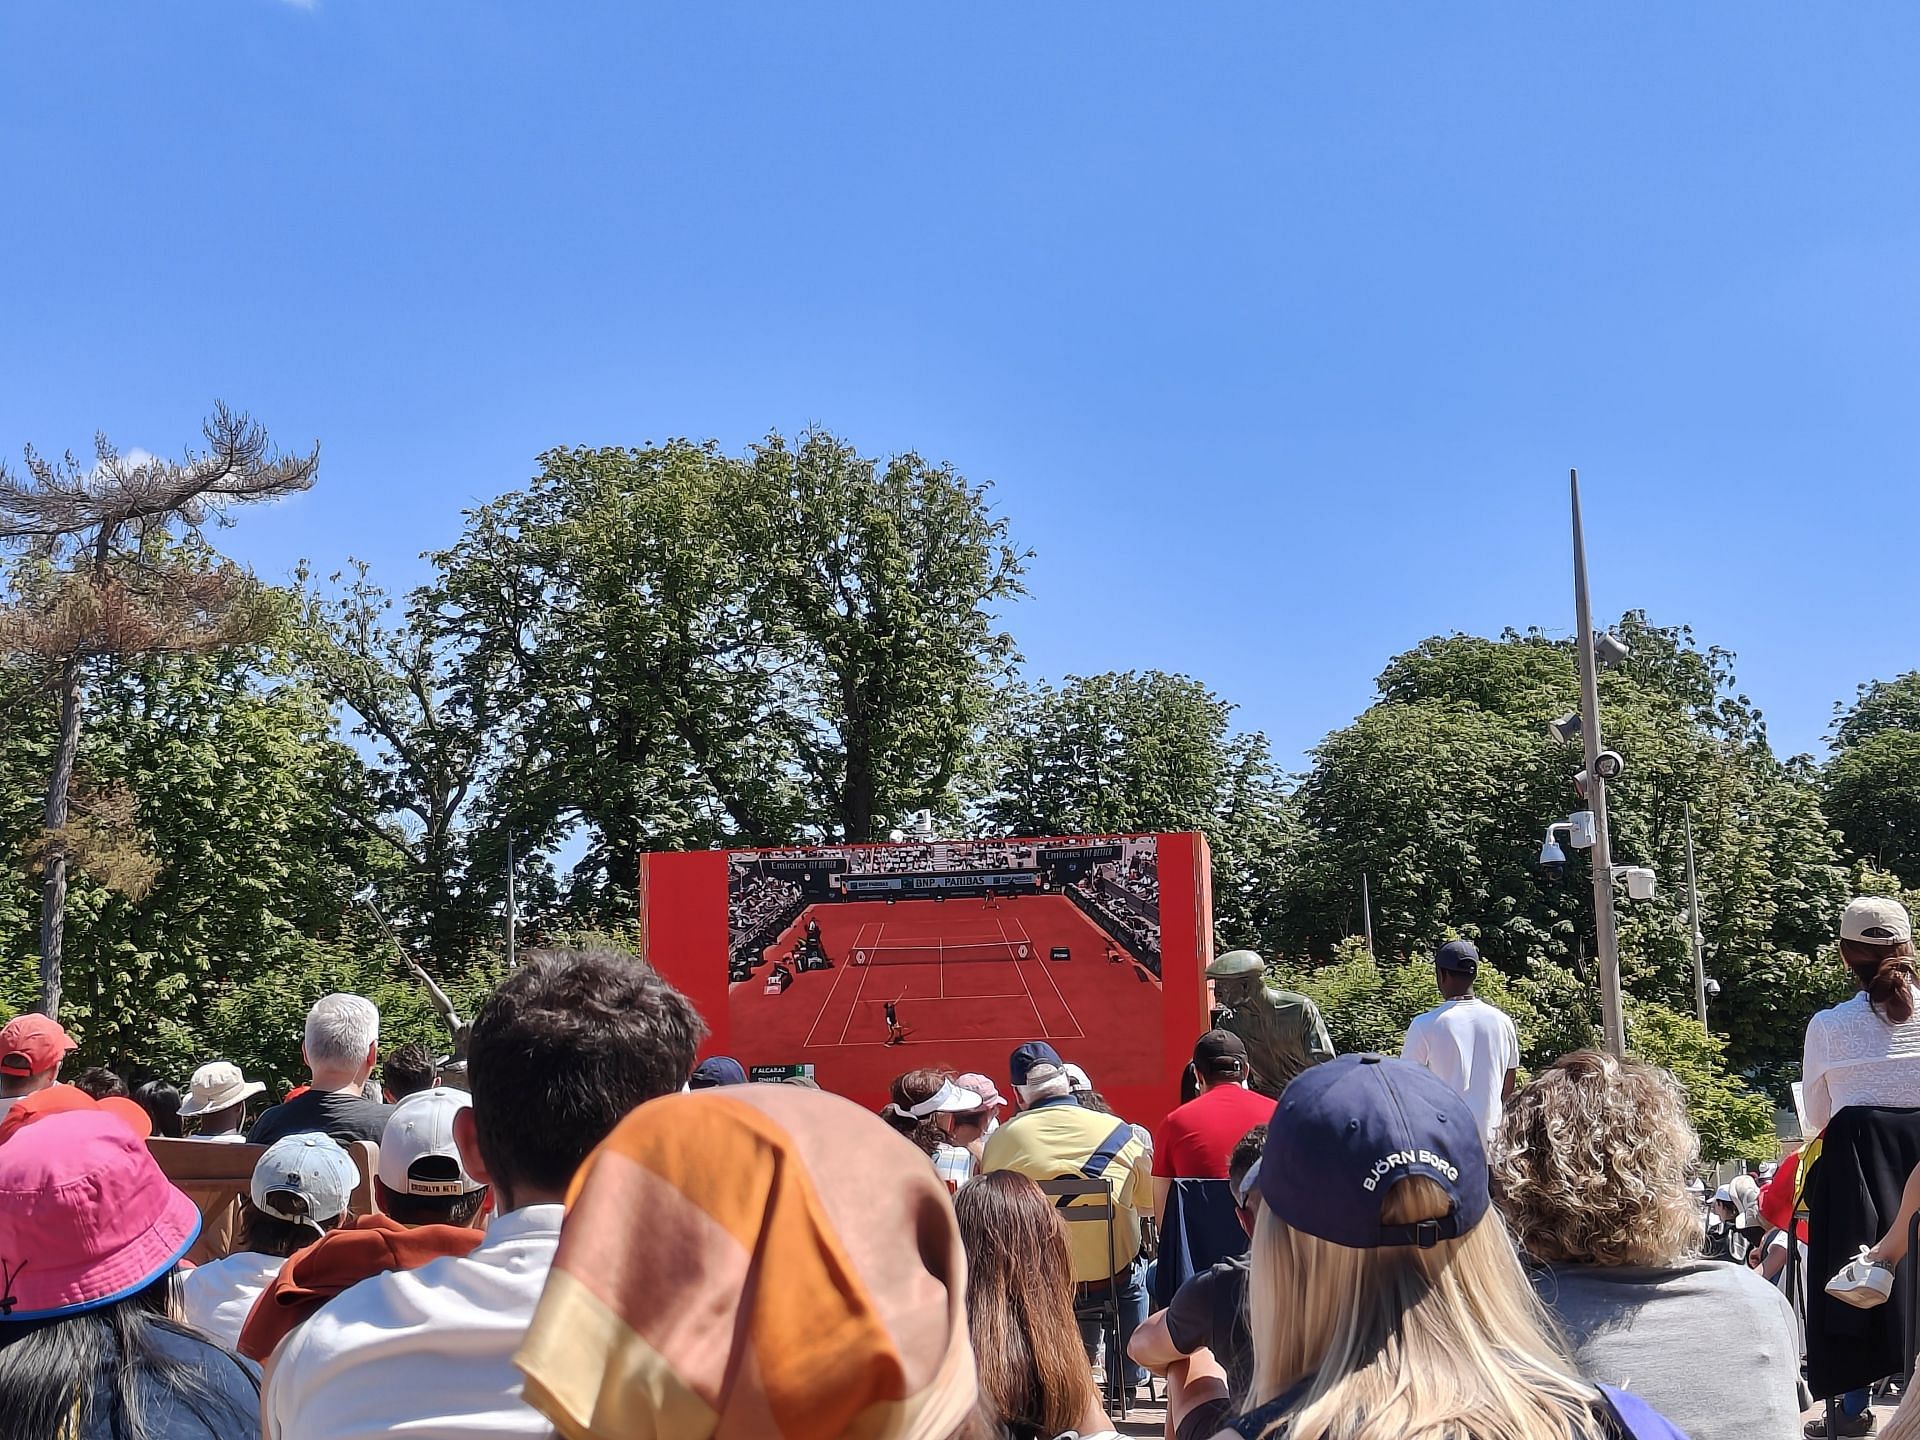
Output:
top-left (0, 1111), bottom-right (201, 1321)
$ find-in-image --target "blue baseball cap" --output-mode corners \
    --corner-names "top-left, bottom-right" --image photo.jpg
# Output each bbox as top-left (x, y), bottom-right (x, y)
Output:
top-left (1258, 1053), bottom-right (1488, 1250)
top-left (1008, 1041), bottom-right (1064, 1088)
top-left (690, 1056), bottom-right (747, 1089)
top-left (1435, 939), bottom-right (1480, 973)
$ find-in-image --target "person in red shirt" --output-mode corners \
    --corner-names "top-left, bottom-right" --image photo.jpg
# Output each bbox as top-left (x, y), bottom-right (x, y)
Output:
top-left (1153, 1029), bottom-right (1275, 1219)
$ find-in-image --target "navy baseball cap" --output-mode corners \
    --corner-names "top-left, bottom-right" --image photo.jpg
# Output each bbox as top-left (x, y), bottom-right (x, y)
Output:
top-left (1435, 939), bottom-right (1480, 974)
top-left (1258, 1053), bottom-right (1488, 1250)
top-left (1009, 1042), bottom-right (1064, 1088)
top-left (689, 1056), bottom-right (747, 1089)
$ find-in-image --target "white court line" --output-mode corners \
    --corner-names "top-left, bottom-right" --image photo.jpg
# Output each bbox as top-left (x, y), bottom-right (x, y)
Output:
top-left (1002, 910), bottom-right (1086, 1040)
top-left (836, 920), bottom-right (885, 1047)
top-left (995, 916), bottom-right (1046, 1035)
top-left (804, 918), bottom-right (868, 1049)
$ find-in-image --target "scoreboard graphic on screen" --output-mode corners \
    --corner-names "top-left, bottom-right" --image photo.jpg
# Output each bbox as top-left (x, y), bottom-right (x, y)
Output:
top-left (639, 832), bottom-right (1212, 1124)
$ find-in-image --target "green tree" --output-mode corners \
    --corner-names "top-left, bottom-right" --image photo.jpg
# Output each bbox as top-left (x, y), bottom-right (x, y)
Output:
top-left (1, 646), bottom-right (391, 1070)
top-left (1624, 999), bottom-right (1779, 1163)
top-left (426, 432), bottom-right (1026, 918)
top-left (0, 407), bottom-right (317, 1016)
top-left (295, 561), bottom-right (521, 961)
top-left (1271, 941), bottom-right (1772, 1161)
top-left (976, 670), bottom-right (1298, 949)
top-left (1279, 614), bottom-right (1852, 1092)
top-left (1826, 673), bottom-right (1920, 888)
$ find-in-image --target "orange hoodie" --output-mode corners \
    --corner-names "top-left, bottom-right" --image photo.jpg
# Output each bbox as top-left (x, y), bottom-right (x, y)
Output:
top-left (238, 1212), bottom-right (483, 1362)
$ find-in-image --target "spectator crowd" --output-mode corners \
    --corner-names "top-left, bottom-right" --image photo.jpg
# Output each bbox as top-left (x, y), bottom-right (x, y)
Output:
top-left (1, 891), bottom-right (1916, 1440)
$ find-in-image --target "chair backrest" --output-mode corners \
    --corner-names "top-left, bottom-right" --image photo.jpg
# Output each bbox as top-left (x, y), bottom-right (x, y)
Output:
top-left (148, 1139), bottom-right (265, 1266)
top-left (345, 1139), bottom-right (380, 1218)
top-left (1040, 1174), bottom-right (1119, 1281)
top-left (149, 1136), bottom-right (384, 1264)
top-left (1039, 1174), bottom-right (1116, 1219)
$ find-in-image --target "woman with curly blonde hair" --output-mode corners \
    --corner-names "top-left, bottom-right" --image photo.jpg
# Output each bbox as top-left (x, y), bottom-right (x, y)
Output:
top-left (1494, 1051), bottom-right (1802, 1440)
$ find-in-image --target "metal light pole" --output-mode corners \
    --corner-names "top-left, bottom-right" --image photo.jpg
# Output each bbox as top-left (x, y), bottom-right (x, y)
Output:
top-left (505, 835), bottom-right (517, 969)
top-left (1571, 470), bottom-right (1627, 1057)
top-left (1683, 802), bottom-right (1707, 1025)
top-left (1361, 872), bottom-right (1375, 955)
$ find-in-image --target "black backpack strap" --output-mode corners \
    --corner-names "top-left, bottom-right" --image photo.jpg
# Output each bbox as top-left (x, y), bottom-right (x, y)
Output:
top-left (1053, 1119), bottom-right (1137, 1208)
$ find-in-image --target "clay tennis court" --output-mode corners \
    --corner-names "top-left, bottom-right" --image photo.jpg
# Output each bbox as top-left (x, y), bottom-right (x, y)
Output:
top-left (728, 893), bottom-right (1164, 1096)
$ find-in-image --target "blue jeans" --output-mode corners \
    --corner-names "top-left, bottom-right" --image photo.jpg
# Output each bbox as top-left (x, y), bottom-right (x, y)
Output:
top-left (1077, 1257), bottom-right (1148, 1390)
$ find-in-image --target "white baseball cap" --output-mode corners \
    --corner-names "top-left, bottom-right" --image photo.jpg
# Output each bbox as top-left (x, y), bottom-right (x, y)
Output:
top-left (1841, 896), bottom-right (1913, 945)
top-left (1063, 1062), bottom-right (1093, 1093)
top-left (178, 1061), bottom-right (267, 1119)
top-left (252, 1133), bottom-right (357, 1228)
top-left (378, 1086), bottom-right (484, 1197)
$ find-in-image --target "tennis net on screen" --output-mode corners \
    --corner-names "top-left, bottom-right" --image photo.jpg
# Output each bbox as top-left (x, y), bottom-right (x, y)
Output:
top-left (851, 939), bottom-right (1032, 967)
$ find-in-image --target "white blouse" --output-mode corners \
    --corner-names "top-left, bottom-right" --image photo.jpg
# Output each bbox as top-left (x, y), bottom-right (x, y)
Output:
top-left (1801, 986), bottom-right (1920, 1132)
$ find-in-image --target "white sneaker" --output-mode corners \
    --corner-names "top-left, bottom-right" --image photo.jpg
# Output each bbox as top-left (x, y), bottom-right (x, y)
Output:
top-left (1827, 1247), bottom-right (1895, 1309)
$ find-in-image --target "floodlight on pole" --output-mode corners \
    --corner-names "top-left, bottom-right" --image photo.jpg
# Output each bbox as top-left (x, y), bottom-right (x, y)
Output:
top-left (1571, 469), bottom-right (1627, 1058)
top-left (1547, 713), bottom-right (1583, 745)
top-left (1595, 631), bottom-right (1632, 668)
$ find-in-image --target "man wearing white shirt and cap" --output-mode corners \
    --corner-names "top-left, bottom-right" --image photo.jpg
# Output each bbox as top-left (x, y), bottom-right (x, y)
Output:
top-left (177, 1059), bottom-right (268, 1141)
top-left (1402, 938), bottom-right (1521, 1145)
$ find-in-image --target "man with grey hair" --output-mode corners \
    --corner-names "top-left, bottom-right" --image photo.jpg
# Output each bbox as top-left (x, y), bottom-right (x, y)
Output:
top-left (248, 993), bottom-right (394, 1147)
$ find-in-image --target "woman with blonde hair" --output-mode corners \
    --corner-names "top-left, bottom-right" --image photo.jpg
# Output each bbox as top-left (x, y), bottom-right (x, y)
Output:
top-left (1494, 1050), bottom-right (1802, 1440)
top-left (956, 1171), bottom-right (1120, 1440)
top-left (1186, 1053), bottom-right (1684, 1440)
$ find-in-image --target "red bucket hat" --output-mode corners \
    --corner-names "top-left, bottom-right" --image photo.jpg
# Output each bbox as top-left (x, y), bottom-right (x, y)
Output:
top-left (0, 1111), bottom-right (200, 1321)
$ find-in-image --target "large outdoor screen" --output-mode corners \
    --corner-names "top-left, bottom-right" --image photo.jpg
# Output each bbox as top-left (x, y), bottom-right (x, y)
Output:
top-left (640, 832), bottom-right (1211, 1125)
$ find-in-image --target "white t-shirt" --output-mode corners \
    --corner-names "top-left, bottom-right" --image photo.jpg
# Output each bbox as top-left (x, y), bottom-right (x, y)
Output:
top-left (263, 1203), bottom-right (563, 1440)
top-left (1402, 996), bottom-right (1520, 1143)
top-left (178, 1249), bottom-right (286, 1348)
top-left (1800, 987), bottom-right (1920, 1132)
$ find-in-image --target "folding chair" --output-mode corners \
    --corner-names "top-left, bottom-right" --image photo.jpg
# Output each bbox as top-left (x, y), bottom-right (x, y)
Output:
top-left (1041, 1175), bottom-right (1132, 1419)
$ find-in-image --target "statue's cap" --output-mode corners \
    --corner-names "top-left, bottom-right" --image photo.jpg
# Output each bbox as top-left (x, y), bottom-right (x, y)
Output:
top-left (1207, 949), bottom-right (1265, 979)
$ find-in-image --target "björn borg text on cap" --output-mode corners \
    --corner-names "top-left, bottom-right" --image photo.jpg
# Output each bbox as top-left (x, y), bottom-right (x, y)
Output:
top-left (1841, 896), bottom-right (1912, 946)
top-left (1258, 1052), bottom-right (1489, 1250)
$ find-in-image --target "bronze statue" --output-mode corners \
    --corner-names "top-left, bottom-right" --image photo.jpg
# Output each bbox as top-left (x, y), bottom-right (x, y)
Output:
top-left (1206, 949), bottom-right (1334, 1097)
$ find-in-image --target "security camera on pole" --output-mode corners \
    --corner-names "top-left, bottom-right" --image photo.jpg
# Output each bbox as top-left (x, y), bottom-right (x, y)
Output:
top-left (1570, 470), bottom-right (1626, 1058)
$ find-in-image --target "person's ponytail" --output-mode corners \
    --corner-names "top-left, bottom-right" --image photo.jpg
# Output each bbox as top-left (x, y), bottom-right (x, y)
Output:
top-left (1843, 939), bottom-right (1920, 1024)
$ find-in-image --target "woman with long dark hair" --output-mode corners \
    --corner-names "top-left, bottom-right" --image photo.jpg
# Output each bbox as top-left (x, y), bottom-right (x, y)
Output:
top-left (134, 1078), bottom-right (185, 1138)
top-left (956, 1171), bottom-right (1120, 1440)
top-left (0, 1110), bottom-right (259, 1439)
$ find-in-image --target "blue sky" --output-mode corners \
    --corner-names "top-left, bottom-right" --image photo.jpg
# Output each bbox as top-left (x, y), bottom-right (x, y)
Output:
top-left (4, 4), bottom-right (1915, 772)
